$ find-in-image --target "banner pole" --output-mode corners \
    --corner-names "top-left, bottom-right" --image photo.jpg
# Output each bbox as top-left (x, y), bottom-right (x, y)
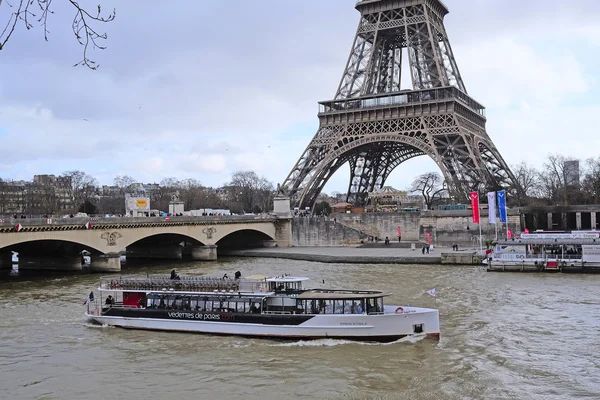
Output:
top-left (495, 220), bottom-right (498, 241)
top-left (479, 215), bottom-right (483, 254)
top-left (478, 189), bottom-right (483, 254)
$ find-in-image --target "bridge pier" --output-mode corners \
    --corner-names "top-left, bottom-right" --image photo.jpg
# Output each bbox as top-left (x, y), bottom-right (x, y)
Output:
top-left (90, 253), bottom-right (121, 273)
top-left (127, 245), bottom-right (183, 260)
top-left (18, 255), bottom-right (83, 271)
top-left (190, 245), bottom-right (218, 261)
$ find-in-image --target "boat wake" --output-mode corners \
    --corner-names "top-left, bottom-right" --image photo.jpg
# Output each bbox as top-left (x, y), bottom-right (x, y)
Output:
top-left (83, 322), bottom-right (114, 329)
top-left (269, 335), bottom-right (426, 347)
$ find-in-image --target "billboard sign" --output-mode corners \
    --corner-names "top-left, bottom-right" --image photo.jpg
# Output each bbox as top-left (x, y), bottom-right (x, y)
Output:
top-left (126, 196), bottom-right (150, 211)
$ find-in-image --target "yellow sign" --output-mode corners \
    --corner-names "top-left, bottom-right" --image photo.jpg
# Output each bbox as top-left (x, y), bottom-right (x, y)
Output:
top-left (135, 199), bottom-right (148, 208)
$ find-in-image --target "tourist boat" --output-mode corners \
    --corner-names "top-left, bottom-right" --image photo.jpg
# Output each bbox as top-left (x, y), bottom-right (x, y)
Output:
top-left (485, 232), bottom-right (600, 272)
top-left (85, 274), bottom-right (440, 342)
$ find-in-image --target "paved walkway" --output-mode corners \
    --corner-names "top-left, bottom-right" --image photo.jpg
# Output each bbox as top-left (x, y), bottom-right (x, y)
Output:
top-left (227, 246), bottom-right (478, 264)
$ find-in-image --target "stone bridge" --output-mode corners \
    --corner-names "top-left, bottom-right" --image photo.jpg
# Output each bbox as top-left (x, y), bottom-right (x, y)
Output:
top-left (0, 215), bottom-right (292, 273)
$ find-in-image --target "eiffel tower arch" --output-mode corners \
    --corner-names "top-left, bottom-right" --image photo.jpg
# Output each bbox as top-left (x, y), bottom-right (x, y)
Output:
top-left (281, 0), bottom-right (521, 209)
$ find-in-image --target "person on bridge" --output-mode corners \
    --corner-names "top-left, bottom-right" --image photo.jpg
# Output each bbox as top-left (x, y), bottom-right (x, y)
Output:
top-left (170, 269), bottom-right (180, 280)
top-left (234, 271), bottom-right (242, 280)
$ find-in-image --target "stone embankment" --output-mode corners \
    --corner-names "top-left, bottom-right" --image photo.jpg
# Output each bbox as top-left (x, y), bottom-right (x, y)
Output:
top-left (227, 246), bottom-right (481, 265)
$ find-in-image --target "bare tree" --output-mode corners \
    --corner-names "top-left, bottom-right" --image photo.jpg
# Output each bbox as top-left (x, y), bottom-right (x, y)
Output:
top-left (113, 175), bottom-right (136, 196)
top-left (538, 154), bottom-right (579, 205)
top-left (582, 157), bottom-right (600, 204)
top-left (61, 170), bottom-right (98, 208)
top-left (410, 172), bottom-right (447, 210)
top-left (178, 178), bottom-right (203, 210)
top-left (0, 0), bottom-right (115, 69)
top-left (228, 171), bottom-right (274, 213)
top-left (512, 162), bottom-right (541, 199)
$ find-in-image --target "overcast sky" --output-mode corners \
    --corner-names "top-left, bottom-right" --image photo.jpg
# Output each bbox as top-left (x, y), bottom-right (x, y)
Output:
top-left (1, 0), bottom-right (599, 194)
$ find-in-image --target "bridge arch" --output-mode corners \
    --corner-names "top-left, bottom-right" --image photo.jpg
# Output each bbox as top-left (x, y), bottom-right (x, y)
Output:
top-left (0, 236), bottom-right (106, 254)
top-left (122, 233), bottom-right (205, 249)
top-left (216, 229), bottom-right (276, 250)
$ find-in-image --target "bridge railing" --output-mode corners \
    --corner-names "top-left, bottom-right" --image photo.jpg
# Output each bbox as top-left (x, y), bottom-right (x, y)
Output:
top-left (0, 214), bottom-right (282, 228)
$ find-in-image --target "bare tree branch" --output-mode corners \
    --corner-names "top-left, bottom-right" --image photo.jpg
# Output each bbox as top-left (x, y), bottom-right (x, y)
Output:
top-left (69, 1), bottom-right (115, 69)
top-left (0, 0), bottom-right (24, 51)
top-left (0, 0), bottom-right (115, 69)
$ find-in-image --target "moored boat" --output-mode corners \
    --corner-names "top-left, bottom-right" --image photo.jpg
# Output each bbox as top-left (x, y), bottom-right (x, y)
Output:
top-left (486, 232), bottom-right (600, 272)
top-left (85, 273), bottom-right (440, 342)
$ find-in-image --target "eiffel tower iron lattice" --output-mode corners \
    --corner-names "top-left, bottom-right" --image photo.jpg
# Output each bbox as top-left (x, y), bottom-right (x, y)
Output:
top-left (281, 0), bottom-right (521, 209)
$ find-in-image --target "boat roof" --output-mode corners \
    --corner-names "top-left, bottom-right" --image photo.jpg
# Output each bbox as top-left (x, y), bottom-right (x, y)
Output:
top-left (297, 290), bottom-right (389, 299)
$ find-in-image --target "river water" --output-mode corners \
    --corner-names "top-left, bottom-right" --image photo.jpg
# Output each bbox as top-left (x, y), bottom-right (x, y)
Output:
top-left (1, 259), bottom-right (599, 400)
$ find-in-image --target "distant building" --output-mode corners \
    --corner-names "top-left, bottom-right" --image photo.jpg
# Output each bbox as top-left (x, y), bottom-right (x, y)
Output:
top-left (0, 176), bottom-right (73, 214)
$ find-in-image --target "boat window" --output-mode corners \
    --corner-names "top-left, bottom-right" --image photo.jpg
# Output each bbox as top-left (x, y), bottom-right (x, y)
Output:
top-left (241, 300), bottom-right (251, 313)
top-left (195, 297), bottom-right (204, 311)
top-left (333, 300), bottom-right (344, 314)
top-left (322, 299), bottom-right (333, 314)
top-left (226, 301), bottom-right (237, 312)
top-left (296, 299), bottom-right (305, 314)
top-left (165, 296), bottom-right (175, 309)
top-left (353, 300), bottom-right (364, 314)
top-left (309, 300), bottom-right (318, 314)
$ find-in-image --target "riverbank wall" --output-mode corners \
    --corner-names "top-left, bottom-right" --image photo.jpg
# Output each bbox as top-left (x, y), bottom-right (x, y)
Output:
top-left (292, 211), bottom-right (522, 247)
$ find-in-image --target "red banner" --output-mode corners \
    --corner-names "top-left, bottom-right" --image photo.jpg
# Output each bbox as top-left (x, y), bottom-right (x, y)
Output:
top-left (470, 192), bottom-right (480, 223)
top-left (426, 232), bottom-right (431, 244)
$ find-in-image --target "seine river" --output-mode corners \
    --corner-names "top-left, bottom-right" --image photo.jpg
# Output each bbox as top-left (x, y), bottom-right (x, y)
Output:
top-left (1, 258), bottom-right (599, 400)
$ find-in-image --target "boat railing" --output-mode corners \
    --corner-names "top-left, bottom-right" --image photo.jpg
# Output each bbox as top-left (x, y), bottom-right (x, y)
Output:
top-left (99, 276), bottom-right (265, 293)
top-left (263, 311), bottom-right (292, 315)
top-left (493, 253), bottom-right (583, 261)
top-left (557, 255), bottom-right (582, 260)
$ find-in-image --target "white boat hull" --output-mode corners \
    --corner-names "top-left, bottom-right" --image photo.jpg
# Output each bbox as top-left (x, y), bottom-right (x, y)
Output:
top-left (86, 305), bottom-right (440, 342)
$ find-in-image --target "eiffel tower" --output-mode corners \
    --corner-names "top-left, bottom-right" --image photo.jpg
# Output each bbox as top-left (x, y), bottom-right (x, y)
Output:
top-left (281, 0), bottom-right (520, 208)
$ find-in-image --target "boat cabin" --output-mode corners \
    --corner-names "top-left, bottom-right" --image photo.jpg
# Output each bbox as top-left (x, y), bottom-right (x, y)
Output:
top-left (96, 275), bottom-right (390, 316)
top-left (265, 276), bottom-right (309, 293)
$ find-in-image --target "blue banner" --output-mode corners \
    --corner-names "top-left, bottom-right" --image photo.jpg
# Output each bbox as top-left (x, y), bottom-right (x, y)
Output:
top-left (497, 190), bottom-right (507, 223)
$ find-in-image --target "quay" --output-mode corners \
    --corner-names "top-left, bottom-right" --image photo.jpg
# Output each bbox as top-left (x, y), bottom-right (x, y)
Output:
top-left (226, 244), bottom-right (481, 265)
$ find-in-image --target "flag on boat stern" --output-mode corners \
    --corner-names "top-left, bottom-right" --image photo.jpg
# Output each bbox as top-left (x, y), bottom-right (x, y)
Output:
top-left (427, 288), bottom-right (436, 297)
top-left (83, 291), bottom-right (94, 305)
